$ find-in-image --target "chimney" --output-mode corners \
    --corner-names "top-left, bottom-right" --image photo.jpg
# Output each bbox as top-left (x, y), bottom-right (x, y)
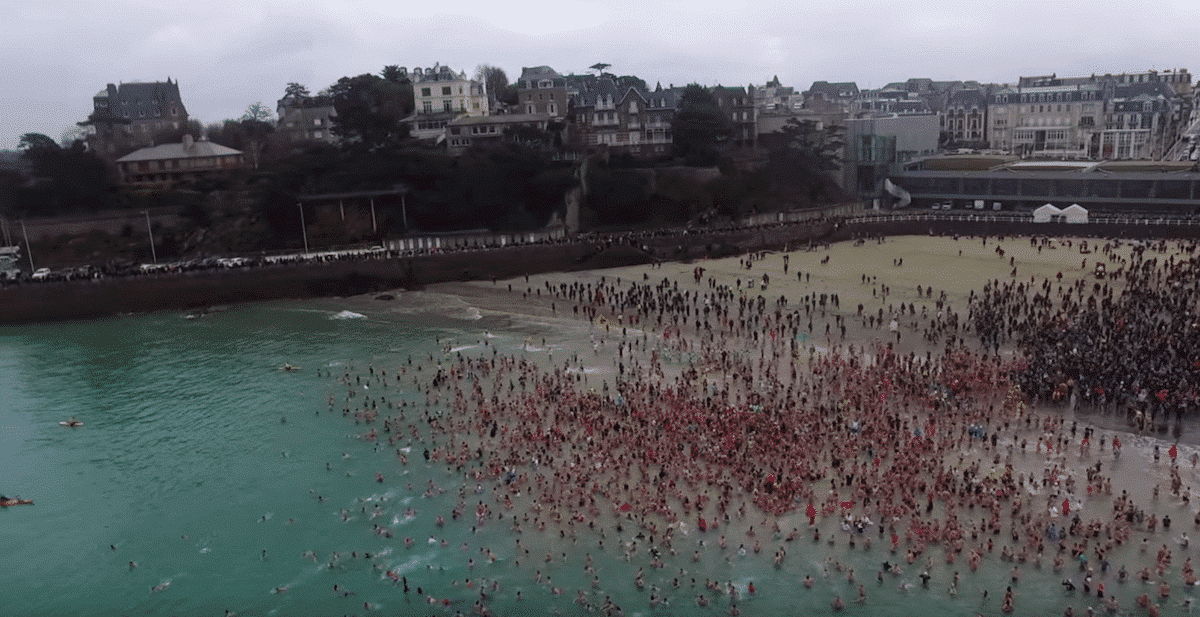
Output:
top-left (182, 133), bottom-right (194, 150)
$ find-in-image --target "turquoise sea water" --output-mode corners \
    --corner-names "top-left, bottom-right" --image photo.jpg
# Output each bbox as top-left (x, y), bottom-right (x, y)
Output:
top-left (0, 292), bottom-right (1179, 617)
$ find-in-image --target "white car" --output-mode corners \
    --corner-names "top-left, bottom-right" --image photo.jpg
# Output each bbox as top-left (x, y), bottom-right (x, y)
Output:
top-left (31, 267), bottom-right (51, 280)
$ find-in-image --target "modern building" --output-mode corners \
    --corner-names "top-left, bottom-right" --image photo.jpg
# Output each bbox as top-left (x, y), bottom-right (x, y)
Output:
top-left (115, 134), bottom-right (244, 186)
top-left (445, 113), bottom-right (551, 155)
top-left (275, 94), bottom-right (338, 149)
top-left (885, 155), bottom-right (1200, 214)
top-left (409, 64), bottom-right (489, 141)
top-left (843, 113), bottom-right (940, 197)
top-left (81, 79), bottom-right (189, 159)
top-left (516, 66), bottom-right (570, 119)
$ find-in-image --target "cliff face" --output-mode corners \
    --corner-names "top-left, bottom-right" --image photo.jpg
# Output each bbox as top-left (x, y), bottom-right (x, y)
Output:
top-left (15, 190), bottom-right (275, 269)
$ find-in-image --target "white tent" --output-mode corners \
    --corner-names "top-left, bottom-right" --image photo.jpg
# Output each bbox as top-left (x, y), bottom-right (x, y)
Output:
top-left (1063, 204), bottom-right (1088, 224)
top-left (1033, 204), bottom-right (1062, 223)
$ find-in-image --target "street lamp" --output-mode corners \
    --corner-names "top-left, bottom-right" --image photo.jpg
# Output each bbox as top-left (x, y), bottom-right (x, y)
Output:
top-left (298, 202), bottom-right (310, 256)
top-left (21, 220), bottom-right (34, 272)
top-left (143, 210), bottom-right (157, 264)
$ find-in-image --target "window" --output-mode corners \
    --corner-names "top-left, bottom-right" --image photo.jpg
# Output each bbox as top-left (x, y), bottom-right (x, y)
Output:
top-left (444, 101), bottom-right (452, 112)
top-left (314, 118), bottom-right (322, 126)
top-left (442, 86), bottom-right (451, 96)
top-left (423, 101), bottom-right (432, 113)
top-left (421, 88), bottom-right (431, 97)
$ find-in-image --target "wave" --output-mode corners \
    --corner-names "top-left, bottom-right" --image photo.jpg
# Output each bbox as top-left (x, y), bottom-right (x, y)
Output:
top-left (330, 310), bottom-right (366, 320)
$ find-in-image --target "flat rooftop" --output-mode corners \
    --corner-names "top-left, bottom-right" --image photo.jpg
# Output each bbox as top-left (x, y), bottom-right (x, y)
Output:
top-left (909, 155), bottom-right (1197, 174)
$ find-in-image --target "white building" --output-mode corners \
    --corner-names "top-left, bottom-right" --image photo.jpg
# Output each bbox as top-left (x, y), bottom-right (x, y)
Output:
top-left (409, 64), bottom-right (488, 141)
top-left (989, 83), bottom-right (1102, 158)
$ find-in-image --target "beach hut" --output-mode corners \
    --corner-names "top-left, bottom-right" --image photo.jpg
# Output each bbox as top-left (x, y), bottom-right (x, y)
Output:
top-left (1033, 204), bottom-right (1061, 223)
top-left (1064, 204), bottom-right (1088, 224)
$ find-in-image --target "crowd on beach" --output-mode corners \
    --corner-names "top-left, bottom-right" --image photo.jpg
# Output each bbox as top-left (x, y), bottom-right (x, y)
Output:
top-left (972, 237), bottom-right (1200, 435)
top-left (299, 234), bottom-right (1200, 617)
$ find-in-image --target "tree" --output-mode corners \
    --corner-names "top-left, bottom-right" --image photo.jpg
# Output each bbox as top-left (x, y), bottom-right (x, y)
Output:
top-left (59, 126), bottom-right (86, 148)
top-left (671, 85), bottom-right (731, 166)
top-left (766, 117), bottom-right (844, 203)
top-left (241, 101), bottom-right (275, 124)
top-left (381, 65), bottom-right (407, 84)
top-left (16, 133), bottom-right (112, 215)
top-left (476, 64), bottom-right (517, 107)
top-left (18, 132), bottom-right (59, 154)
top-left (327, 73), bottom-right (411, 153)
top-left (284, 82), bottom-right (311, 100)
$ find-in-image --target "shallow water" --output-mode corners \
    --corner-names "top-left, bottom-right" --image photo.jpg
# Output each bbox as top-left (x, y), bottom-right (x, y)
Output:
top-left (3, 290), bottom-right (1198, 617)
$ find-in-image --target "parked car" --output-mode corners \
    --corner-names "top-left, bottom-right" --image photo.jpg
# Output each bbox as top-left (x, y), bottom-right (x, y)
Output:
top-left (31, 267), bottom-right (51, 280)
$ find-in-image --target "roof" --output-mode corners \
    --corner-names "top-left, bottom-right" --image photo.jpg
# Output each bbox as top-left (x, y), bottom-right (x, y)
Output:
top-left (519, 66), bottom-right (563, 82)
top-left (572, 77), bottom-right (679, 110)
top-left (807, 81), bottom-right (859, 97)
top-left (94, 80), bottom-right (186, 121)
top-left (946, 88), bottom-right (987, 107)
top-left (116, 139), bottom-right (242, 162)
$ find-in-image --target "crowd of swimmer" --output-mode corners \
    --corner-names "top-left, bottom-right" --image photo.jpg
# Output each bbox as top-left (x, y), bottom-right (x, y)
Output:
top-left (971, 237), bottom-right (1200, 432)
top-left (309, 254), bottom-right (1200, 617)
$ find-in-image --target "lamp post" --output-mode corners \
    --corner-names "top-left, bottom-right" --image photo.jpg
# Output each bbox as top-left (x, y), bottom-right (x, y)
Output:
top-left (143, 210), bottom-right (157, 264)
top-left (21, 220), bottom-right (34, 272)
top-left (298, 202), bottom-right (310, 256)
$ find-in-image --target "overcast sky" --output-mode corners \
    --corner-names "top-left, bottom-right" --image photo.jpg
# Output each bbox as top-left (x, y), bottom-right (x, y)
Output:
top-left (2, 0), bottom-right (1198, 150)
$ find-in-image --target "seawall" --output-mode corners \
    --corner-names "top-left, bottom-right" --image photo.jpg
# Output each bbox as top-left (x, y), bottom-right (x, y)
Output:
top-left (0, 221), bottom-right (836, 325)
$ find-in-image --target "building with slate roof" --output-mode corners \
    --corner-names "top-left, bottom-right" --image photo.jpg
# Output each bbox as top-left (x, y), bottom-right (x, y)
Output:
top-left (114, 134), bottom-right (244, 187)
top-left (710, 86), bottom-right (757, 148)
top-left (803, 81), bottom-right (859, 113)
top-left (988, 81), bottom-right (1104, 157)
top-left (753, 76), bottom-right (802, 112)
top-left (275, 94), bottom-right (338, 150)
top-left (988, 71), bottom-right (1187, 159)
top-left (942, 87), bottom-right (990, 146)
top-left (517, 66), bottom-right (569, 119)
top-left (408, 64), bottom-right (489, 141)
top-left (570, 78), bottom-right (678, 156)
top-left (851, 88), bottom-right (931, 115)
top-left (81, 79), bottom-right (188, 159)
top-left (1099, 81), bottom-right (1179, 159)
